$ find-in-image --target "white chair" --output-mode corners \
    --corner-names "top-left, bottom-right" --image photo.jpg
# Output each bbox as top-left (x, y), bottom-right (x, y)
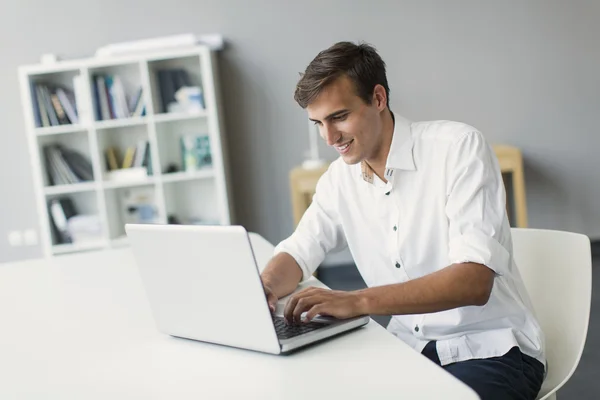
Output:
top-left (248, 232), bottom-right (275, 272)
top-left (511, 228), bottom-right (592, 400)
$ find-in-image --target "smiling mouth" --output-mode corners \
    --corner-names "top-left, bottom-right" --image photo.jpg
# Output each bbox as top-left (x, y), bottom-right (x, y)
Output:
top-left (335, 139), bottom-right (354, 154)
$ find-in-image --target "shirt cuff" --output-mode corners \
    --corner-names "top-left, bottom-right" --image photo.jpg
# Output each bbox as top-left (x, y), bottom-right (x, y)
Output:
top-left (448, 231), bottom-right (510, 275)
top-left (273, 242), bottom-right (317, 282)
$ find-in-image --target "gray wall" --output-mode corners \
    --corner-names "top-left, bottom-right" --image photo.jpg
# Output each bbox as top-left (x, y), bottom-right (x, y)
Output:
top-left (1, 0), bottom-right (599, 263)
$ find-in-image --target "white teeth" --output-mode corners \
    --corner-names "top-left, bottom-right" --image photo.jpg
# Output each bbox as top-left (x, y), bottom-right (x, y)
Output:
top-left (338, 142), bottom-right (350, 150)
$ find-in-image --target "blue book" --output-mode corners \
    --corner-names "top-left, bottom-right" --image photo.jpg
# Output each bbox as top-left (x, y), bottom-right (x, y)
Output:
top-left (41, 86), bottom-right (59, 126)
top-left (104, 75), bottom-right (117, 119)
top-left (92, 76), bottom-right (102, 120)
top-left (158, 70), bottom-right (176, 113)
top-left (30, 83), bottom-right (42, 127)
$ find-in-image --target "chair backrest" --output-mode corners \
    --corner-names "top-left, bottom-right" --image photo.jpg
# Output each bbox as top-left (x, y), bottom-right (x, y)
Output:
top-left (248, 232), bottom-right (275, 273)
top-left (511, 228), bottom-right (592, 399)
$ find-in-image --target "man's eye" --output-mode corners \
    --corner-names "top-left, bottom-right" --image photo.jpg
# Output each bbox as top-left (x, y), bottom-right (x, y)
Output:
top-left (333, 114), bottom-right (347, 121)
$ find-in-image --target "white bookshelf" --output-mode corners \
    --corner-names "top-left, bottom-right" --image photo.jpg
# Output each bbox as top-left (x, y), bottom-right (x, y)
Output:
top-left (19, 46), bottom-right (234, 257)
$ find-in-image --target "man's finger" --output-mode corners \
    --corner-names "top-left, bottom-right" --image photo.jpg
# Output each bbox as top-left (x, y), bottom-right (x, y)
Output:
top-left (292, 295), bottom-right (323, 324)
top-left (284, 293), bottom-right (302, 323)
top-left (267, 293), bottom-right (277, 313)
top-left (304, 304), bottom-right (325, 322)
top-left (284, 288), bottom-right (328, 323)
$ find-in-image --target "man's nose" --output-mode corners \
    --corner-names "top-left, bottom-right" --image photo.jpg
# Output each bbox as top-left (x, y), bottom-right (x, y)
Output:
top-left (322, 124), bottom-right (340, 146)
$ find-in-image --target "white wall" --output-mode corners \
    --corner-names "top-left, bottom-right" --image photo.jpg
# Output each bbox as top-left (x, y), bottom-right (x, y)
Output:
top-left (1, 0), bottom-right (599, 263)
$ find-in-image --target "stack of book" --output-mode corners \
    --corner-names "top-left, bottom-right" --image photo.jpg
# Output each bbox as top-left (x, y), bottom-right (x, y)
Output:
top-left (157, 69), bottom-right (204, 113)
top-left (67, 214), bottom-right (103, 244)
top-left (43, 145), bottom-right (94, 186)
top-left (105, 140), bottom-right (152, 180)
top-left (180, 134), bottom-right (212, 171)
top-left (92, 75), bottom-right (145, 120)
top-left (31, 82), bottom-right (79, 127)
top-left (48, 197), bottom-right (102, 245)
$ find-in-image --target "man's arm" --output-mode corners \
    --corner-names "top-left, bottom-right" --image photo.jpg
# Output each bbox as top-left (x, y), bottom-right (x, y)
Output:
top-left (260, 252), bottom-right (303, 312)
top-left (358, 262), bottom-right (494, 314)
top-left (285, 262), bottom-right (494, 323)
top-left (264, 162), bottom-right (347, 312)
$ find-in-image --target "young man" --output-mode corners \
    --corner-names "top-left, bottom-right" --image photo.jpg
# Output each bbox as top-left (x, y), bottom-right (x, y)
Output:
top-left (261, 42), bottom-right (545, 400)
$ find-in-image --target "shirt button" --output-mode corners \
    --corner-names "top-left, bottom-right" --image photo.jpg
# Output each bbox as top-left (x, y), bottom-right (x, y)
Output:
top-left (395, 262), bottom-right (401, 268)
top-left (414, 325), bottom-right (419, 332)
top-left (385, 191), bottom-right (391, 196)
top-left (393, 225), bottom-right (397, 231)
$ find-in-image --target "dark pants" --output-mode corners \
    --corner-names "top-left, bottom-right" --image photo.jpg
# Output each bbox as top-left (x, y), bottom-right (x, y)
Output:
top-left (421, 341), bottom-right (544, 400)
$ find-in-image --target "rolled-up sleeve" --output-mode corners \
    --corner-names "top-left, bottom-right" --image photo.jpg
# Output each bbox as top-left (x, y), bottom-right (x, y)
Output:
top-left (445, 131), bottom-right (510, 275)
top-left (274, 164), bottom-right (347, 281)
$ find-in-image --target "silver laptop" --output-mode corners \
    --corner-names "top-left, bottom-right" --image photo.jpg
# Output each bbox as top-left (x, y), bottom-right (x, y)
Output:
top-left (125, 224), bottom-right (369, 354)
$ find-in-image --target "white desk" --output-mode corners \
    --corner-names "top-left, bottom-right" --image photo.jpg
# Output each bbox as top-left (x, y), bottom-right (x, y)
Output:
top-left (0, 248), bottom-right (478, 399)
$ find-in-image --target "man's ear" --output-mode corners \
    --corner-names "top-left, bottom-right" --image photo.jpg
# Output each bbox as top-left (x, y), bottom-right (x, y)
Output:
top-left (372, 84), bottom-right (387, 111)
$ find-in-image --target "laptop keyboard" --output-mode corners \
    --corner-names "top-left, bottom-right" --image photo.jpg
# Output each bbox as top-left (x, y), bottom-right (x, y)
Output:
top-left (272, 315), bottom-right (327, 340)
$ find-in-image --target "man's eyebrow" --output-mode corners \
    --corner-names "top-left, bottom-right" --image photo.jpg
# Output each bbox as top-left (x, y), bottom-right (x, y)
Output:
top-left (309, 109), bottom-right (350, 123)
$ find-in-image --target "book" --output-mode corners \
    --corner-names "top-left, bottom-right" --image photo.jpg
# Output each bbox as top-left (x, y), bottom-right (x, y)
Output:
top-left (92, 75), bottom-right (102, 121)
top-left (46, 146), bottom-right (69, 185)
top-left (141, 143), bottom-right (152, 175)
top-left (60, 147), bottom-right (93, 181)
top-left (180, 135), bottom-right (212, 171)
top-left (30, 83), bottom-right (42, 127)
top-left (105, 147), bottom-right (120, 171)
top-left (103, 75), bottom-right (117, 119)
top-left (49, 197), bottom-right (77, 244)
top-left (112, 77), bottom-right (129, 118)
top-left (41, 86), bottom-right (59, 126)
top-left (122, 147), bottom-right (136, 169)
top-left (128, 88), bottom-right (144, 117)
top-left (73, 75), bottom-right (88, 124)
top-left (95, 75), bottom-right (111, 120)
top-left (43, 146), bottom-right (62, 185)
top-left (36, 86), bottom-right (50, 127)
top-left (49, 146), bottom-right (80, 184)
top-left (172, 69), bottom-right (191, 88)
top-left (133, 140), bottom-right (148, 168)
top-left (158, 70), bottom-right (174, 113)
top-left (50, 92), bottom-right (70, 124)
top-left (57, 88), bottom-right (78, 124)
top-left (132, 93), bottom-right (146, 117)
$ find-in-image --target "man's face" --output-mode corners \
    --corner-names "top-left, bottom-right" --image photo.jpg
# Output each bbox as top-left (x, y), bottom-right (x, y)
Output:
top-left (307, 75), bottom-right (385, 165)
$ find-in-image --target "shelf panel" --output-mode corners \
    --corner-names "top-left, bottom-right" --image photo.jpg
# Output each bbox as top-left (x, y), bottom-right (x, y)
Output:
top-left (94, 117), bottom-right (148, 130)
top-left (52, 239), bottom-right (107, 255)
top-left (153, 111), bottom-right (207, 124)
top-left (160, 169), bottom-right (214, 183)
top-left (36, 125), bottom-right (87, 136)
top-left (44, 182), bottom-right (97, 195)
top-left (102, 176), bottom-right (156, 189)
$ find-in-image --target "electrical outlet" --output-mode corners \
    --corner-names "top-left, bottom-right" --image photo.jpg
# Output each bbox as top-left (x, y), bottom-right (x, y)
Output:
top-left (23, 229), bottom-right (38, 246)
top-left (8, 231), bottom-right (23, 247)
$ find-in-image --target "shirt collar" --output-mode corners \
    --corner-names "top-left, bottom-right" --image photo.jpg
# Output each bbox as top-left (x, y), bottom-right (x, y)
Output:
top-left (359, 113), bottom-right (416, 183)
top-left (385, 113), bottom-right (416, 171)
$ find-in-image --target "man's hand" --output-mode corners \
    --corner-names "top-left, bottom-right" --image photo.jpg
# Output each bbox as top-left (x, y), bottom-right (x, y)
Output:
top-left (283, 287), bottom-right (366, 324)
top-left (263, 283), bottom-right (278, 313)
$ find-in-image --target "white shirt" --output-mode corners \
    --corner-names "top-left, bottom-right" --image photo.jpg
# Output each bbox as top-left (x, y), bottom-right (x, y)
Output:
top-left (275, 115), bottom-right (545, 367)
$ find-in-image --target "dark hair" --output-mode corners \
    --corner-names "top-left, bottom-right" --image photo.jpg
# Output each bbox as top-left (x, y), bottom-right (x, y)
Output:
top-left (294, 41), bottom-right (390, 109)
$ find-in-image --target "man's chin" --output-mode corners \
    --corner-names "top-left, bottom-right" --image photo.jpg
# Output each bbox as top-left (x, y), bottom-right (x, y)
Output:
top-left (340, 154), bottom-right (361, 165)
